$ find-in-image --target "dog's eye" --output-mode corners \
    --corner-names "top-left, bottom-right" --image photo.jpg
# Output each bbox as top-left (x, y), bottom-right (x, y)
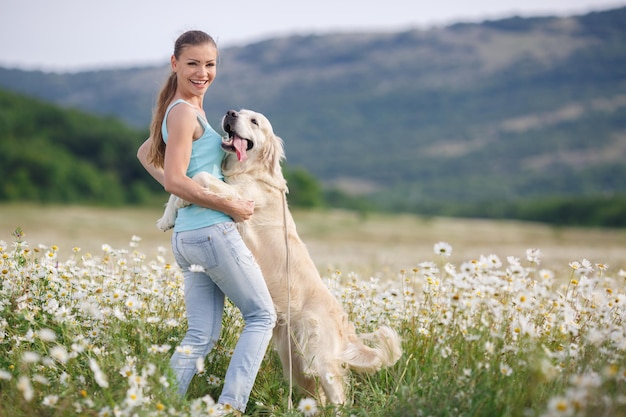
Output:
top-left (251, 118), bottom-right (259, 126)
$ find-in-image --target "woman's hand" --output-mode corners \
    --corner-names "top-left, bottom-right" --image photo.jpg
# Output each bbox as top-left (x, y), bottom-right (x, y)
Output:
top-left (226, 199), bottom-right (256, 223)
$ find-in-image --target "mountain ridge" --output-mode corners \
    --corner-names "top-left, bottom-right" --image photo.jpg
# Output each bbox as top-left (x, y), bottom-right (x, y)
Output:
top-left (1, 6), bottom-right (625, 212)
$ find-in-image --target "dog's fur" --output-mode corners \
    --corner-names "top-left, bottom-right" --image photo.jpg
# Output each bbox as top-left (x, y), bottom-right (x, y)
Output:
top-left (158, 109), bottom-right (402, 404)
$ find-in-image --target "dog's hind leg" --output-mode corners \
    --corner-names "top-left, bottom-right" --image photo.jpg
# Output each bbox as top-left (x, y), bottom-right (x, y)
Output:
top-left (318, 363), bottom-right (347, 406)
top-left (274, 325), bottom-right (326, 403)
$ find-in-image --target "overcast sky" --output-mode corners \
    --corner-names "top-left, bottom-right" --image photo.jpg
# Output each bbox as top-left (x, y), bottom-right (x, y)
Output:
top-left (1, 0), bottom-right (623, 72)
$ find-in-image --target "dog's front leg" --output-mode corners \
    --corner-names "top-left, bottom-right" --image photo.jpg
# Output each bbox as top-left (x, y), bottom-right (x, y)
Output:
top-left (156, 194), bottom-right (179, 231)
top-left (193, 172), bottom-right (241, 201)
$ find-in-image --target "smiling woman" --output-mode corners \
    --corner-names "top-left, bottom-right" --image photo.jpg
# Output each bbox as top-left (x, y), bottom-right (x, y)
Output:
top-left (135, 30), bottom-right (276, 415)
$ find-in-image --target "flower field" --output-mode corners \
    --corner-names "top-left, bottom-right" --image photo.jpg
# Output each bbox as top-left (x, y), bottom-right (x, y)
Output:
top-left (1, 226), bottom-right (625, 416)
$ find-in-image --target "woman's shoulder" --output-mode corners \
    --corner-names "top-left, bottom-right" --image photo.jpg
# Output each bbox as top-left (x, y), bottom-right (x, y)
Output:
top-left (166, 100), bottom-right (198, 122)
top-left (167, 99), bottom-right (195, 112)
top-left (170, 99), bottom-right (206, 117)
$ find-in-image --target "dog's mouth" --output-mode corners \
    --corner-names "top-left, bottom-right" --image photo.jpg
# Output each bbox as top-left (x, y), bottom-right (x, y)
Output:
top-left (222, 126), bottom-right (253, 162)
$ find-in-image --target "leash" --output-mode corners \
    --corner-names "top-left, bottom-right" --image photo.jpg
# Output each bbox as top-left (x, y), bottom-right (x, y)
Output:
top-left (281, 189), bottom-right (294, 410)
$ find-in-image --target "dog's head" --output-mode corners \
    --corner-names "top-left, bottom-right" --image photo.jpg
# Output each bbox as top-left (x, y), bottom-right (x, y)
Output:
top-left (221, 109), bottom-right (285, 175)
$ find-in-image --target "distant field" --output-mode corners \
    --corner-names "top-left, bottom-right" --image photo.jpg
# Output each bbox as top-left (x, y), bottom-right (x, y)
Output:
top-left (1, 203), bottom-right (625, 277)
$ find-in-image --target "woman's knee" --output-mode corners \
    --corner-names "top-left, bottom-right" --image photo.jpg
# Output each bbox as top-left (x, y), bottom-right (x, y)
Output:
top-left (267, 308), bottom-right (278, 328)
top-left (184, 326), bottom-right (220, 348)
top-left (246, 305), bottom-right (277, 329)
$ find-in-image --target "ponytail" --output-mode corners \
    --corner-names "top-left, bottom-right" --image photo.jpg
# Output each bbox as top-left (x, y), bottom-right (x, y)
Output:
top-left (147, 30), bottom-right (217, 168)
top-left (148, 72), bottom-right (177, 168)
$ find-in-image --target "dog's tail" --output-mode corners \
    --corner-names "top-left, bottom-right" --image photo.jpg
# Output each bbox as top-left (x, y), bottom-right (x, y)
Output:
top-left (342, 326), bottom-right (402, 373)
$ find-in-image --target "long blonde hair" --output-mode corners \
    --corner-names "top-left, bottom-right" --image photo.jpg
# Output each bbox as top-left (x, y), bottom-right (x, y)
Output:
top-left (148, 30), bottom-right (217, 168)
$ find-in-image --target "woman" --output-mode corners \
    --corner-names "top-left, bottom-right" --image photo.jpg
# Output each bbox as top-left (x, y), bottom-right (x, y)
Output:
top-left (137, 30), bottom-right (276, 414)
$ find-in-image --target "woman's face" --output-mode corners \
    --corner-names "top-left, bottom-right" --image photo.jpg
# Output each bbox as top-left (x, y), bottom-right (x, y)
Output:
top-left (171, 43), bottom-right (218, 98)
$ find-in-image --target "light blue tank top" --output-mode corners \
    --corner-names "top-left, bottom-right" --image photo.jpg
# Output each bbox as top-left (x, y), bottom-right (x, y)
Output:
top-left (162, 99), bottom-right (231, 232)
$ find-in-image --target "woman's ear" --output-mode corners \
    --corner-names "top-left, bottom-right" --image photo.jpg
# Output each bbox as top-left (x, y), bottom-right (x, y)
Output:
top-left (170, 55), bottom-right (177, 72)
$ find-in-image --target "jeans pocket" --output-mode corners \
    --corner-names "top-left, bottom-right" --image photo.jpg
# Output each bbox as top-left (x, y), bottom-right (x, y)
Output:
top-left (215, 221), bottom-right (237, 235)
top-left (179, 234), bottom-right (219, 269)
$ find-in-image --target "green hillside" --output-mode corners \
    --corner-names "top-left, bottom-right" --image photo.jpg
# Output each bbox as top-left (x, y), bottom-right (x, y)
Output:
top-left (0, 89), bottom-right (158, 204)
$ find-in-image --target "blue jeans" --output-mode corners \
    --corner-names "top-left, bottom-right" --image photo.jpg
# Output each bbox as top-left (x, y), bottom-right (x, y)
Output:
top-left (170, 222), bottom-right (276, 411)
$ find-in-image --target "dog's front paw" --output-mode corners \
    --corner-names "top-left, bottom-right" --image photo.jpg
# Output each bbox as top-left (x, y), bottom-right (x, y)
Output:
top-left (175, 198), bottom-right (191, 209)
top-left (156, 216), bottom-right (174, 231)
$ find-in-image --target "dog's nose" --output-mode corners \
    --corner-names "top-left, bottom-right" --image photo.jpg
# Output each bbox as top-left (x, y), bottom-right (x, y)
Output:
top-left (227, 110), bottom-right (238, 118)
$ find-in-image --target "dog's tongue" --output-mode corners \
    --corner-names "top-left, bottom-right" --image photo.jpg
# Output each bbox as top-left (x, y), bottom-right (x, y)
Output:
top-left (233, 135), bottom-right (248, 162)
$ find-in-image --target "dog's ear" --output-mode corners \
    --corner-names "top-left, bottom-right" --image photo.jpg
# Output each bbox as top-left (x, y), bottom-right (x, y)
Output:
top-left (262, 134), bottom-right (285, 176)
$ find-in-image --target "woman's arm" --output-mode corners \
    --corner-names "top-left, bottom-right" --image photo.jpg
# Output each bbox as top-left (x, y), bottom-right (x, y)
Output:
top-left (137, 138), bottom-right (165, 186)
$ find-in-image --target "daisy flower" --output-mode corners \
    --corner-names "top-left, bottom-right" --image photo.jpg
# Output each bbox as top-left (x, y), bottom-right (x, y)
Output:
top-left (433, 241), bottom-right (453, 258)
top-left (17, 375), bottom-right (34, 401)
top-left (298, 398), bottom-right (318, 417)
top-left (206, 374), bottom-right (222, 386)
top-left (526, 248), bottom-right (542, 264)
top-left (89, 358), bottom-right (109, 388)
top-left (42, 394), bottom-right (59, 407)
top-left (49, 345), bottom-right (69, 364)
top-left (500, 363), bottom-right (513, 376)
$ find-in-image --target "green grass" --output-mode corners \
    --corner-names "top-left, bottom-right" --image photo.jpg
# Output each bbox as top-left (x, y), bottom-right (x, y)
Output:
top-left (1, 205), bottom-right (626, 416)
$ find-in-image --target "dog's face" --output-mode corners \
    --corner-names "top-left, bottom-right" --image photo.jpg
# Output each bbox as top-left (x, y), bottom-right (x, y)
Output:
top-left (221, 109), bottom-right (285, 176)
top-left (221, 109), bottom-right (274, 163)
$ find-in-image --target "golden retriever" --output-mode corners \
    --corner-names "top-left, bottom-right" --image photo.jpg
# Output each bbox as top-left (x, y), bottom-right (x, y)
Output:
top-left (157, 109), bottom-right (402, 405)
